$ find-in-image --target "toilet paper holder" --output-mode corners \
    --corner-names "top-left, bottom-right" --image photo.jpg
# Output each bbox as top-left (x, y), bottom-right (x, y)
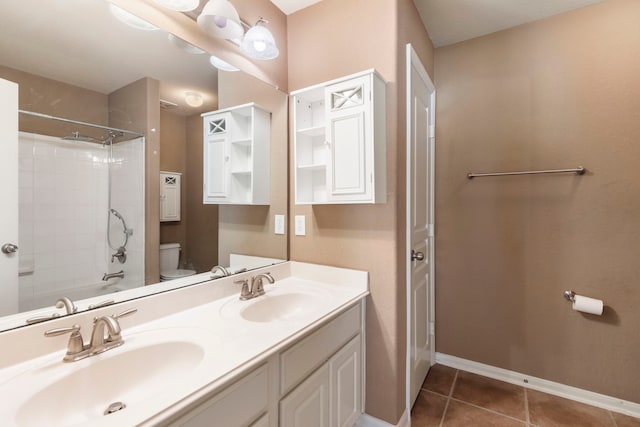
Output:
top-left (563, 290), bottom-right (576, 302)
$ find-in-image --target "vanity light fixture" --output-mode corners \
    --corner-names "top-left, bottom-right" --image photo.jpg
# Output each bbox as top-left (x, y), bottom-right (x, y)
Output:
top-left (184, 92), bottom-right (204, 107)
top-left (209, 55), bottom-right (240, 72)
top-left (197, 0), bottom-right (244, 40)
top-left (152, 0), bottom-right (199, 12)
top-left (241, 17), bottom-right (279, 60)
top-left (109, 4), bottom-right (159, 31)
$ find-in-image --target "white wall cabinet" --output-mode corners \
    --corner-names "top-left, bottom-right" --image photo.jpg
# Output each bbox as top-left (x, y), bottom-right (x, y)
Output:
top-left (293, 70), bottom-right (386, 204)
top-left (202, 103), bottom-right (271, 205)
top-left (160, 171), bottom-right (181, 222)
top-left (163, 303), bottom-right (364, 427)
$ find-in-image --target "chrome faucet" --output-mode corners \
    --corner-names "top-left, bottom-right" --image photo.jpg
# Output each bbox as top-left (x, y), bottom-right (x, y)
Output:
top-left (56, 297), bottom-right (78, 314)
top-left (210, 265), bottom-right (230, 278)
top-left (102, 270), bottom-right (125, 281)
top-left (44, 308), bottom-right (137, 362)
top-left (236, 272), bottom-right (275, 300)
top-left (25, 296), bottom-right (77, 324)
top-left (90, 315), bottom-right (123, 355)
top-left (251, 272), bottom-right (275, 297)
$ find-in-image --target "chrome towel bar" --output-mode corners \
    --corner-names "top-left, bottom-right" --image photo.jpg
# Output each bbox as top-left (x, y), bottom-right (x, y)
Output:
top-left (467, 166), bottom-right (585, 179)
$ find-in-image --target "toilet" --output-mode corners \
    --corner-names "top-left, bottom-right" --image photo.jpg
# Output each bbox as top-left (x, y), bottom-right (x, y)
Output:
top-left (159, 243), bottom-right (196, 281)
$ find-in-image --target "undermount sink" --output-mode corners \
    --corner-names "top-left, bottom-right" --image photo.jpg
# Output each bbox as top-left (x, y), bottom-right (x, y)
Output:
top-left (219, 283), bottom-right (330, 323)
top-left (240, 293), bottom-right (319, 322)
top-left (3, 328), bottom-right (219, 427)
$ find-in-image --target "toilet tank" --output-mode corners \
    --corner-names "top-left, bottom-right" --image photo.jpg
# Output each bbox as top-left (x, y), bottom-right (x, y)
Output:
top-left (159, 243), bottom-right (180, 271)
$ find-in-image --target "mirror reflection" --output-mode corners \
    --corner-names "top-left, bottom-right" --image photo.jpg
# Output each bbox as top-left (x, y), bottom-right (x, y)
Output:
top-left (0, 0), bottom-right (287, 331)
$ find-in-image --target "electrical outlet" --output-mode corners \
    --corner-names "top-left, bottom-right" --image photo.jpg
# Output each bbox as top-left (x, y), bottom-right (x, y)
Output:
top-left (295, 215), bottom-right (306, 236)
top-left (274, 214), bottom-right (285, 235)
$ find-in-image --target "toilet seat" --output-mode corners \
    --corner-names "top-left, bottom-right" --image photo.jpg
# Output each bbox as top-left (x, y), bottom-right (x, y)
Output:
top-left (160, 268), bottom-right (197, 281)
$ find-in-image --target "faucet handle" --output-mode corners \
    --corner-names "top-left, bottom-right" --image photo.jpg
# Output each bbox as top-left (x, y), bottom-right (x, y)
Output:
top-left (88, 299), bottom-right (115, 310)
top-left (45, 324), bottom-right (85, 355)
top-left (113, 308), bottom-right (137, 320)
top-left (235, 279), bottom-right (252, 300)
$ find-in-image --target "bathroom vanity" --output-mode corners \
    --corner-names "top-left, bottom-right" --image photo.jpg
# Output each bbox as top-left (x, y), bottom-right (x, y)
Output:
top-left (0, 262), bottom-right (368, 427)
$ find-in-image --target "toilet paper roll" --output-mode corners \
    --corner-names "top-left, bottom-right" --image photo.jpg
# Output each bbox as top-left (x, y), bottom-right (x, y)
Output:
top-left (572, 295), bottom-right (604, 315)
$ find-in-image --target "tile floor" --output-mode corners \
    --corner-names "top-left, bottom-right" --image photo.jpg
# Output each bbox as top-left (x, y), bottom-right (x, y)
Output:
top-left (411, 364), bottom-right (640, 427)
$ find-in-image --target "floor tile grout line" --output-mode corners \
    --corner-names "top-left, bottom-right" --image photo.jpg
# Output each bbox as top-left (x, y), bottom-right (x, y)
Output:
top-left (609, 409), bottom-right (619, 427)
top-left (524, 387), bottom-right (531, 426)
top-left (447, 396), bottom-right (528, 425)
top-left (438, 369), bottom-right (459, 427)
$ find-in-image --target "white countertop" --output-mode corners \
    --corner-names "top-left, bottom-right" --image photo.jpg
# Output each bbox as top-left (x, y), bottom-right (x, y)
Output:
top-left (0, 262), bottom-right (369, 426)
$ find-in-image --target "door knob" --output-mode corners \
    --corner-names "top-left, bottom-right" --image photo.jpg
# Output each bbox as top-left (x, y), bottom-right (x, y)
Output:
top-left (411, 249), bottom-right (424, 261)
top-left (2, 243), bottom-right (18, 254)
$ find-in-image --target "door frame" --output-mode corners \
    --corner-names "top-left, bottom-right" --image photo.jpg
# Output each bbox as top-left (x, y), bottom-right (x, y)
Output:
top-left (405, 43), bottom-right (436, 410)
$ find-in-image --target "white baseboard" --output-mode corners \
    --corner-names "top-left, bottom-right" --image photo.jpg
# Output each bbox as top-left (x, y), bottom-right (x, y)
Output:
top-left (436, 353), bottom-right (640, 418)
top-left (355, 409), bottom-right (409, 427)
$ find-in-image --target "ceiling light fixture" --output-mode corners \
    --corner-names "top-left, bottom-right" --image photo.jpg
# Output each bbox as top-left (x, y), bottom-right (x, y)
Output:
top-left (152, 0), bottom-right (199, 12)
top-left (241, 17), bottom-right (279, 60)
top-left (184, 92), bottom-right (204, 107)
top-left (109, 4), bottom-right (159, 31)
top-left (209, 55), bottom-right (240, 72)
top-left (197, 0), bottom-right (244, 40)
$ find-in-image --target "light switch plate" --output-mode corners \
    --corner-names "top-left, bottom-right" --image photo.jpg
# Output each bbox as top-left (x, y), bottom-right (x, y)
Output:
top-left (275, 214), bottom-right (285, 235)
top-left (295, 215), bottom-right (306, 236)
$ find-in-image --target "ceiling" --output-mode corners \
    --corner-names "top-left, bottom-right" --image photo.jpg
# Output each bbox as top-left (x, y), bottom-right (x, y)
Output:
top-left (0, 0), bottom-right (218, 116)
top-left (270, 0), bottom-right (606, 47)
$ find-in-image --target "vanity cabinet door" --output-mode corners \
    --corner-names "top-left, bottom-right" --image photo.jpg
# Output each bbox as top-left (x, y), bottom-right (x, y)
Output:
top-left (330, 335), bottom-right (362, 427)
top-left (169, 365), bottom-right (269, 427)
top-left (280, 364), bottom-right (330, 427)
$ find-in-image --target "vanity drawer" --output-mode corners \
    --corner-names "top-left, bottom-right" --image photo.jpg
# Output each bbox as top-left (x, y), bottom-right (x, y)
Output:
top-left (280, 303), bottom-right (361, 395)
top-left (170, 364), bottom-right (268, 427)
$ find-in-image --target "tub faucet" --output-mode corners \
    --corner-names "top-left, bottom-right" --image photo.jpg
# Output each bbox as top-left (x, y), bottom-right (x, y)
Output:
top-left (102, 270), bottom-right (125, 281)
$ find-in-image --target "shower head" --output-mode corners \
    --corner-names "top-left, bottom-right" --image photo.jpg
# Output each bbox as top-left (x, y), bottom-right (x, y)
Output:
top-left (110, 208), bottom-right (124, 220)
top-left (62, 131), bottom-right (101, 143)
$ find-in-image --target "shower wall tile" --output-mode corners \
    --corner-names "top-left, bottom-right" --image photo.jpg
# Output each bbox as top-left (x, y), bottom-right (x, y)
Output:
top-left (18, 133), bottom-right (145, 308)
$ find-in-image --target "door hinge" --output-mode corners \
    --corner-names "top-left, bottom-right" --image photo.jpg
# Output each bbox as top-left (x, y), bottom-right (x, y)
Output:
top-left (428, 224), bottom-right (435, 237)
top-left (429, 125), bottom-right (435, 139)
top-left (429, 322), bottom-right (435, 336)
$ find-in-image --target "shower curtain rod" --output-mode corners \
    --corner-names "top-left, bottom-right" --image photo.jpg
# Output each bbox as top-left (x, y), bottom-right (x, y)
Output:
top-left (467, 166), bottom-right (586, 179)
top-left (18, 109), bottom-right (144, 138)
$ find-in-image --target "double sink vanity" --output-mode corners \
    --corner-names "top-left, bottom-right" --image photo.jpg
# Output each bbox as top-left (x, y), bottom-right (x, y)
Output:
top-left (0, 262), bottom-right (369, 426)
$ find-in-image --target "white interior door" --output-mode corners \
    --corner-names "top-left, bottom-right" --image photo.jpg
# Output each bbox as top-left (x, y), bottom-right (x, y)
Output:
top-left (406, 44), bottom-right (436, 408)
top-left (0, 78), bottom-right (19, 316)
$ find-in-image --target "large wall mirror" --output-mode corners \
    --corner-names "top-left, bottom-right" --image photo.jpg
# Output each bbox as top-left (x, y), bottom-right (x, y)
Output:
top-left (0, 0), bottom-right (288, 331)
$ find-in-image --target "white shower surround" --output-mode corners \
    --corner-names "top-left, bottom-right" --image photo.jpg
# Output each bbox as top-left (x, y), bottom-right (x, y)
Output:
top-left (17, 132), bottom-right (144, 311)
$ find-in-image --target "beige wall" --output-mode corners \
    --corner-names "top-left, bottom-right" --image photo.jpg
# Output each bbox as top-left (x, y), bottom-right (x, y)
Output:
top-left (434, 0), bottom-right (640, 403)
top-left (288, 0), bottom-right (433, 422)
top-left (185, 114), bottom-right (219, 272)
top-left (0, 65), bottom-right (108, 137)
top-left (109, 78), bottom-right (161, 284)
top-left (217, 71), bottom-right (289, 265)
top-left (159, 110), bottom-right (188, 260)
